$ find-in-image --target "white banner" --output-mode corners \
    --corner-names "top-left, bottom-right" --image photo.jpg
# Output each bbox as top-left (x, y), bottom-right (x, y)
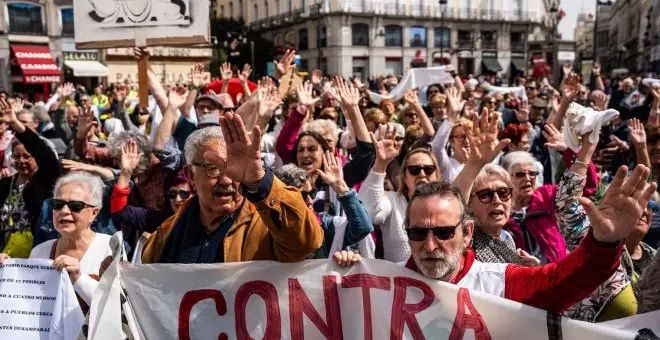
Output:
top-left (0, 259), bottom-right (84, 340)
top-left (367, 67), bottom-right (455, 104)
top-left (88, 235), bottom-right (659, 340)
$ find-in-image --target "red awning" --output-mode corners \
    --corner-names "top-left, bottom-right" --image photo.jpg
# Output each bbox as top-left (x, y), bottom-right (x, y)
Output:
top-left (11, 45), bottom-right (61, 84)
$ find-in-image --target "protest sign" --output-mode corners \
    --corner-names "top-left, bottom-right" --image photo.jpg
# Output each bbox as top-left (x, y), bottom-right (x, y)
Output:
top-left (87, 234), bottom-right (658, 340)
top-left (0, 259), bottom-right (83, 340)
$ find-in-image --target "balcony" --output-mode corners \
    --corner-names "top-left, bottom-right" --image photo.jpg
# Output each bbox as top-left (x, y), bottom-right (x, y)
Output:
top-left (457, 40), bottom-right (474, 50)
top-left (481, 40), bottom-right (497, 50)
top-left (383, 3), bottom-right (406, 16)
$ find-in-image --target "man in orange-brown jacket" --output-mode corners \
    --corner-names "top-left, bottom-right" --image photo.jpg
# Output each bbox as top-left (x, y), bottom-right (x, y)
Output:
top-left (141, 112), bottom-right (323, 264)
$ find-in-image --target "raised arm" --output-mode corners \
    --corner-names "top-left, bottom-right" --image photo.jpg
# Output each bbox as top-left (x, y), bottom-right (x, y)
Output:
top-left (452, 108), bottom-right (510, 200)
top-left (432, 86), bottom-right (462, 178)
top-left (629, 118), bottom-right (651, 169)
top-left (237, 64), bottom-right (253, 97)
top-left (273, 50), bottom-right (296, 81)
top-left (114, 84), bottom-right (140, 133)
top-left (275, 83), bottom-right (315, 164)
top-left (547, 73), bottom-right (580, 130)
top-left (154, 91), bottom-right (186, 152)
top-left (61, 159), bottom-right (116, 181)
top-left (134, 47), bottom-right (168, 113)
top-left (591, 62), bottom-right (605, 91)
top-left (53, 83), bottom-right (75, 142)
top-left (182, 63), bottom-right (209, 119)
top-left (403, 89), bottom-right (434, 137)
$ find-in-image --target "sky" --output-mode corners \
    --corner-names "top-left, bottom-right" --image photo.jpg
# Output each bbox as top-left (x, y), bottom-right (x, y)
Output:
top-left (557, 0), bottom-right (596, 40)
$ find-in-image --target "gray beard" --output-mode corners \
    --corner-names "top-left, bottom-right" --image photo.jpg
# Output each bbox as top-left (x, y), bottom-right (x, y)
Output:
top-left (413, 244), bottom-right (464, 282)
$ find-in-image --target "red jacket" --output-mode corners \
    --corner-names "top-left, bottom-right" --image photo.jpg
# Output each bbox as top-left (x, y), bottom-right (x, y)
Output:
top-left (405, 230), bottom-right (622, 314)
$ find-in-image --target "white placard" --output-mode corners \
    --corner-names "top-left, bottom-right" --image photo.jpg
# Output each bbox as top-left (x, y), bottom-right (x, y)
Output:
top-left (0, 259), bottom-right (84, 340)
top-left (74, 0), bottom-right (210, 49)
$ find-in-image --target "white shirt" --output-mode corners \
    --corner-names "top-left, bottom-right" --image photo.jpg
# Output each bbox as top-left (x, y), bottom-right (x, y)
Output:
top-left (30, 233), bottom-right (114, 306)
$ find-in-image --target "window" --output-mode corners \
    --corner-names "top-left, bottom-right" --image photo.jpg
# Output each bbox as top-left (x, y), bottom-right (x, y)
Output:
top-left (458, 30), bottom-right (472, 49)
top-left (7, 2), bottom-right (45, 35)
top-left (510, 31), bottom-right (524, 50)
top-left (385, 25), bottom-right (402, 47)
top-left (352, 23), bottom-right (369, 46)
top-left (229, 2), bottom-right (234, 18)
top-left (317, 25), bottom-right (327, 48)
top-left (409, 26), bottom-right (427, 47)
top-left (61, 7), bottom-right (74, 37)
top-left (253, 4), bottom-right (259, 20)
top-left (220, 5), bottom-right (225, 17)
top-left (298, 29), bottom-right (308, 50)
top-left (264, 0), bottom-right (269, 17)
top-left (434, 27), bottom-right (449, 48)
top-left (481, 30), bottom-right (497, 50)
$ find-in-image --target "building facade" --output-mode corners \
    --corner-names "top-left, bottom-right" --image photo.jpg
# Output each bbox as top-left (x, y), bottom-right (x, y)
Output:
top-left (650, 0), bottom-right (660, 72)
top-left (574, 12), bottom-right (595, 62)
top-left (214, 0), bottom-right (556, 82)
top-left (607, 0), bottom-right (653, 73)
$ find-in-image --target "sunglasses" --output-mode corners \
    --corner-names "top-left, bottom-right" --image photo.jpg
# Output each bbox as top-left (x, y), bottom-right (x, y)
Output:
top-left (167, 189), bottom-right (192, 200)
top-left (406, 165), bottom-right (436, 176)
top-left (472, 187), bottom-right (513, 204)
top-left (513, 171), bottom-right (539, 179)
top-left (525, 87), bottom-right (536, 91)
top-left (395, 136), bottom-right (405, 142)
top-left (52, 199), bottom-right (96, 213)
top-left (301, 188), bottom-right (318, 201)
top-left (405, 222), bottom-right (462, 241)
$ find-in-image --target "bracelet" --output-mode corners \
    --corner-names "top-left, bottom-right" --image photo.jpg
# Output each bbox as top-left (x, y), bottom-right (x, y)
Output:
top-left (573, 160), bottom-right (589, 168)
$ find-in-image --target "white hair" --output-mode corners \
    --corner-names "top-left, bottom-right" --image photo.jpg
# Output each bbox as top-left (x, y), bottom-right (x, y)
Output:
top-left (635, 252), bottom-right (660, 313)
top-left (473, 164), bottom-right (513, 193)
top-left (502, 151), bottom-right (537, 173)
top-left (53, 171), bottom-right (105, 207)
top-left (184, 126), bottom-right (225, 165)
top-left (274, 164), bottom-right (308, 188)
top-left (303, 119), bottom-right (339, 142)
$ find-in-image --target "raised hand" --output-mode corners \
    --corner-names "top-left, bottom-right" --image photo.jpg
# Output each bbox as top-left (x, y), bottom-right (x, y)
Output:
top-left (258, 86), bottom-right (280, 123)
top-left (119, 138), bottom-right (144, 175)
top-left (0, 99), bottom-right (17, 124)
top-left (463, 98), bottom-right (478, 120)
top-left (238, 64), bottom-right (252, 83)
top-left (590, 90), bottom-right (609, 111)
top-left (114, 83), bottom-right (128, 105)
top-left (370, 124), bottom-right (402, 167)
top-left (551, 91), bottom-right (561, 113)
top-left (446, 86), bottom-right (463, 121)
top-left (562, 63), bottom-right (572, 77)
top-left (403, 89), bottom-right (420, 107)
top-left (297, 82), bottom-right (320, 107)
top-left (335, 77), bottom-right (360, 107)
top-left (77, 105), bottom-right (96, 135)
top-left (592, 62), bottom-right (601, 77)
top-left (316, 150), bottom-right (349, 193)
top-left (465, 107), bottom-right (510, 167)
top-left (562, 73), bottom-right (580, 100)
top-left (542, 124), bottom-right (567, 152)
top-left (167, 89), bottom-right (187, 110)
top-left (209, 112), bottom-right (264, 189)
top-left (579, 165), bottom-right (657, 243)
top-left (133, 47), bottom-right (150, 60)
top-left (629, 118), bottom-right (646, 146)
top-left (61, 159), bottom-right (91, 172)
top-left (515, 99), bottom-right (531, 124)
top-left (311, 69), bottom-right (323, 85)
top-left (274, 49), bottom-right (296, 79)
top-left (59, 83), bottom-right (75, 99)
top-left (191, 63), bottom-right (209, 90)
top-left (221, 62), bottom-right (233, 81)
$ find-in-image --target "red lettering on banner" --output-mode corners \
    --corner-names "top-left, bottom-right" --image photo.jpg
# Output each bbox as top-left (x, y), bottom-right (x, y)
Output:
top-left (178, 289), bottom-right (228, 340)
top-left (342, 274), bottom-right (391, 340)
top-left (289, 275), bottom-right (343, 340)
top-left (390, 277), bottom-right (435, 340)
top-left (235, 280), bottom-right (281, 339)
top-left (448, 288), bottom-right (491, 340)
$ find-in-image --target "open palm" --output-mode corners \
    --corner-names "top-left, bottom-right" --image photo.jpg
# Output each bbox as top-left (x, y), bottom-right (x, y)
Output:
top-left (214, 112), bottom-right (264, 186)
top-left (579, 165), bottom-right (657, 243)
top-left (465, 108), bottom-right (510, 166)
top-left (370, 125), bottom-right (402, 164)
top-left (629, 118), bottom-right (646, 145)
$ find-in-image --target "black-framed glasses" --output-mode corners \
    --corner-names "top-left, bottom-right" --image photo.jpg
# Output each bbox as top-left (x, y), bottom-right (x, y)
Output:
top-left (52, 199), bottom-right (96, 213)
top-left (301, 188), bottom-right (318, 202)
top-left (192, 162), bottom-right (221, 178)
top-left (405, 219), bottom-right (463, 241)
top-left (406, 165), bottom-right (436, 176)
top-left (513, 171), bottom-right (539, 179)
top-left (472, 187), bottom-right (513, 204)
top-left (167, 189), bottom-right (192, 200)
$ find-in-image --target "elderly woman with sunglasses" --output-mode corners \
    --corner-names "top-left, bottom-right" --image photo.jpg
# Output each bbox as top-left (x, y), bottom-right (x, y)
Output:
top-left (2, 172), bottom-right (116, 311)
top-left (497, 124), bottom-right (599, 265)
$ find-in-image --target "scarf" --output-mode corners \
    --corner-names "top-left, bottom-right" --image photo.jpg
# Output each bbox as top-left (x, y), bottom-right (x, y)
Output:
top-left (471, 227), bottom-right (525, 265)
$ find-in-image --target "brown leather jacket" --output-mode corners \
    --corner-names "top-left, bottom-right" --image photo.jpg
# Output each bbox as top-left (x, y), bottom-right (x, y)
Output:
top-left (141, 177), bottom-right (324, 263)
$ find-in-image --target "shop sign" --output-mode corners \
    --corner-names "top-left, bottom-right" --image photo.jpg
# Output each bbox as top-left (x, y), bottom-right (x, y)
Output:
top-left (63, 52), bottom-right (99, 61)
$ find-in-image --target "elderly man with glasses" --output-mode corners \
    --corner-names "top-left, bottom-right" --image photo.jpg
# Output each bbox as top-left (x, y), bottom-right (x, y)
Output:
top-left (141, 113), bottom-right (323, 264)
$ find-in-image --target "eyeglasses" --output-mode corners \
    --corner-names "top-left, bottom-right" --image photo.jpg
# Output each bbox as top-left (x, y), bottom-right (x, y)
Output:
top-left (406, 165), bottom-right (436, 176)
top-left (52, 199), bottom-right (96, 213)
top-left (472, 187), bottom-right (513, 204)
top-left (405, 219), bottom-right (463, 241)
top-left (12, 154), bottom-right (32, 161)
top-left (301, 188), bottom-right (318, 201)
top-left (192, 162), bottom-right (221, 178)
top-left (525, 87), bottom-right (536, 91)
top-left (513, 171), bottom-right (539, 179)
top-left (167, 189), bottom-right (192, 200)
top-left (451, 134), bottom-right (467, 142)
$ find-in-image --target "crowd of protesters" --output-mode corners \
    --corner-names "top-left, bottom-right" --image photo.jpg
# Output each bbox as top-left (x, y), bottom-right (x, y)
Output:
top-left (0, 46), bottom-right (659, 328)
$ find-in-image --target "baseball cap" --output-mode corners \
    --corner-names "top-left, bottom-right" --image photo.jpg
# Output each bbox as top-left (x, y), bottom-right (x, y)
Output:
top-left (197, 114), bottom-right (220, 127)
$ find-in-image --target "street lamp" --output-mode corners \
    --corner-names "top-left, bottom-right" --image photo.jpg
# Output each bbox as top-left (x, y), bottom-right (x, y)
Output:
top-left (439, 0), bottom-right (448, 65)
top-left (592, 0), bottom-right (613, 63)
